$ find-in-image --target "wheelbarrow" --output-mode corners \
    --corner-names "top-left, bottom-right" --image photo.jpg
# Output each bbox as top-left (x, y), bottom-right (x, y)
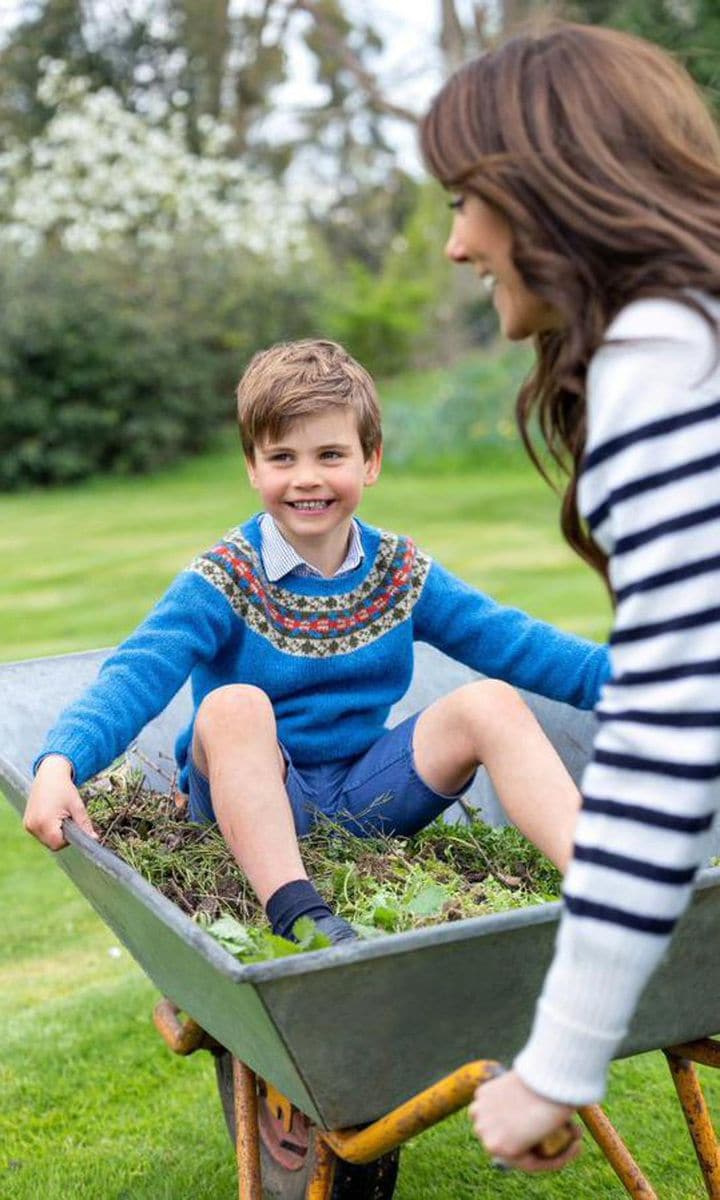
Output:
top-left (3, 644), bottom-right (720, 1199)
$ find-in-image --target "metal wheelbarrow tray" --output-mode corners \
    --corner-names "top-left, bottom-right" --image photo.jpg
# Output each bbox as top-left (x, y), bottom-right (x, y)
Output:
top-left (4, 646), bottom-right (720, 1199)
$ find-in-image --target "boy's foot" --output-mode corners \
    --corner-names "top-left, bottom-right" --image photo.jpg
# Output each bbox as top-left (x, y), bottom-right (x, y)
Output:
top-left (266, 878), bottom-right (358, 945)
top-left (308, 912), bottom-right (358, 944)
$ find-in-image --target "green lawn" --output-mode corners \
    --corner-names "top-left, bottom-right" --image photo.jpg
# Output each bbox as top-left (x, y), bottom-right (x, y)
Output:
top-left (3, 433), bottom-right (718, 1198)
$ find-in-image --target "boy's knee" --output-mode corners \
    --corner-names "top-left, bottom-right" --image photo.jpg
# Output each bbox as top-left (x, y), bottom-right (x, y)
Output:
top-left (195, 684), bottom-right (275, 743)
top-left (455, 678), bottom-right (526, 726)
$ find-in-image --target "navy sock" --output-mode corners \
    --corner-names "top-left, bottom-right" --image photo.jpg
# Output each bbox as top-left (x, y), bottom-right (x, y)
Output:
top-left (266, 878), bottom-right (334, 941)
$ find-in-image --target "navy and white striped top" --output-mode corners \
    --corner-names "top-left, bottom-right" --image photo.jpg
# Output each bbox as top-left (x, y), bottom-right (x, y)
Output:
top-left (515, 295), bottom-right (720, 1105)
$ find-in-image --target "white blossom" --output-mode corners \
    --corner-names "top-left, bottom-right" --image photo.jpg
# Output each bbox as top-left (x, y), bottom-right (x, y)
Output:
top-left (0, 60), bottom-right (307, 258)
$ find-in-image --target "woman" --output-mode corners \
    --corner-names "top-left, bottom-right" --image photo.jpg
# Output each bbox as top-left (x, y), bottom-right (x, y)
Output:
top-left (421, 22), bottom-right (720, 1171)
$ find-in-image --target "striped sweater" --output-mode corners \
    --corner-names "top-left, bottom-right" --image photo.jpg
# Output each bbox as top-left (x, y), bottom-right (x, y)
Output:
top-left (515, 295), bottom-right (720, 1105)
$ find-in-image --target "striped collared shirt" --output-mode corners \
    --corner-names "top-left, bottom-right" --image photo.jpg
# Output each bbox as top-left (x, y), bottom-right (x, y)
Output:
top-left (258, 513), bottom-right (364, 581)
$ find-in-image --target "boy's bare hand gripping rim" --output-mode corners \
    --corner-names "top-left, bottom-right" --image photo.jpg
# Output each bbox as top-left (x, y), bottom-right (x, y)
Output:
top-left (24, 753), bottom-right (98, 850)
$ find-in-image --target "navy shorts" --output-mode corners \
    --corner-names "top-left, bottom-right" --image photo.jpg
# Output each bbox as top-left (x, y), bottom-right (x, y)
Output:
top-left (186, 711), bottom-right (474, 838)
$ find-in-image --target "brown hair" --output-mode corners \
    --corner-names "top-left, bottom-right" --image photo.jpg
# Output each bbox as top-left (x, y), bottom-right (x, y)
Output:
top-left (237, 339), bottom-right (382, 460)
top-left (421, 22), bottom-right (720, 578)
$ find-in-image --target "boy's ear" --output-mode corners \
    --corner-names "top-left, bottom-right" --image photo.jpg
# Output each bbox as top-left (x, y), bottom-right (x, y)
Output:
top-left (245, 453), bottom-right (259, 489)
top-left (363, 444), bottom-right (382, 487)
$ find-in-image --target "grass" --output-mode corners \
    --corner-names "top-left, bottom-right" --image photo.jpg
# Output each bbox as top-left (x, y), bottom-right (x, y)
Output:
top-left (4, 360), bottom-right (713, 1197)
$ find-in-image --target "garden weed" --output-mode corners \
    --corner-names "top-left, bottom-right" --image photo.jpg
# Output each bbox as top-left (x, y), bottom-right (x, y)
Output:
top-left (84, 763), bottom-right (561, 963)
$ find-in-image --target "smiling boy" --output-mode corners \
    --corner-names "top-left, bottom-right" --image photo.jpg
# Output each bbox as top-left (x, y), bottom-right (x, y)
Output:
top-left (25, 339), bottom-right (608, 944)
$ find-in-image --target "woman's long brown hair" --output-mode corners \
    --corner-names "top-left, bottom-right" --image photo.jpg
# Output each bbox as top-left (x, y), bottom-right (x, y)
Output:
top-left (420, 23), bottom-right (720, 580)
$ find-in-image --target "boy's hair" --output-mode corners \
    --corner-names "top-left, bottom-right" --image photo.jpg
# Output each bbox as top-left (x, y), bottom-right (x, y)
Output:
top-left (237, 339), bottom-right (382, 460)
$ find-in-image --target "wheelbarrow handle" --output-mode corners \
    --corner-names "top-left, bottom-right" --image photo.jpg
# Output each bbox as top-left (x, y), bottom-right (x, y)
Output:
top-left (481, 1063), bottom-right (577, 1162)
top-left (532, 1123), bottom-right (578, 1160)
top-left (323, 1058), bottom-right (578, 1167)
top-left (153, 998), bottom-right (216, 1055)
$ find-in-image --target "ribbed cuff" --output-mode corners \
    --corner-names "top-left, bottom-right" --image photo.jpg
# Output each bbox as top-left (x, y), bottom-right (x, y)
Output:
top-left (33, 732), bottom-right (96, 784)
top-left (512, 911), bottom-right (668, 1105)
top-left (32, 751), bottom-right (77, 782)
top-left (514, 998), bottom-right (620, 1105)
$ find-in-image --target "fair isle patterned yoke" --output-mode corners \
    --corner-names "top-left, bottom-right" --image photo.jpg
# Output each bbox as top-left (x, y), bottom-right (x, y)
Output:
top-left (189, 526), bottom-right (432, 657)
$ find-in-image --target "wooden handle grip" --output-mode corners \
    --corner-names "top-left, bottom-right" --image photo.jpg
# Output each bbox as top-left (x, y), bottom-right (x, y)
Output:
top-left (534, 1121), bottom-right (577, 1159)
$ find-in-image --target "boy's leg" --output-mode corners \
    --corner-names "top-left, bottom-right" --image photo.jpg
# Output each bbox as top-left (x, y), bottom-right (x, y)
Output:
top-left (191, 684), bottom-right (355, 941)
top-left (192, 684), bottom-right (305, 905)
top-left (412, 680), bottom-right (580, 871)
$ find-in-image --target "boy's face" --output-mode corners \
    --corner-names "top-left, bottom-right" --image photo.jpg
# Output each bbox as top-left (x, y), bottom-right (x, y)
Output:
top-left (246, 409), bottom-right (381, 546)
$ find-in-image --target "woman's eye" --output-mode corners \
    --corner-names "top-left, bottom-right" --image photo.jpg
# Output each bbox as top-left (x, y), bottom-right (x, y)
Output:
top-left (448, 195), bottom-right (465, 212)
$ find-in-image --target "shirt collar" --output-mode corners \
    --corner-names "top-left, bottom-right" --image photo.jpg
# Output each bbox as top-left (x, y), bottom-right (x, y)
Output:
top-left (259, 513), bottom-right (364, 582)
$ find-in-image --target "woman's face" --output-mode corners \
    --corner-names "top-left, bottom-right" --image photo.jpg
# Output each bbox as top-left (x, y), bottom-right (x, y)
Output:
top-left (445, 193), bottom-right (561, 340)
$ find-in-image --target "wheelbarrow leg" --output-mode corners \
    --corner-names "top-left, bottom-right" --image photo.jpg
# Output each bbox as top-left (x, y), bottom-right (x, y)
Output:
top-left (233, 1057), bottom-right (262, 1200)
top-left (664, 1050), bottom-right (720, 1199)
top-left (305, 1134), bottom-right (337, 1200)
top-left (579, 1104), bottom-right (658, 1198)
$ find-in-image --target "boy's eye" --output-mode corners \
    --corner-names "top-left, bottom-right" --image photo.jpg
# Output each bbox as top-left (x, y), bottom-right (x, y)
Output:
top-left (321, 450), bottom-right (343, 460)
top-left (448, 195), bottom-right (465, 212)
top-left (268, 452), bottom-right (292, 463)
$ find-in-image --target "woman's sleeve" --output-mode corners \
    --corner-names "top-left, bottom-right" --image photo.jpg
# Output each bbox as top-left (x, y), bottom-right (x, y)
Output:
top-left (515, 300), bottom-right (720, 1104)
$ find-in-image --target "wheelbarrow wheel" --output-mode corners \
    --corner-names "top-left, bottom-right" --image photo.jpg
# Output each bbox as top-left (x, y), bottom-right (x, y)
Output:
top-left (214, 1050), bottom-right (399, 1200)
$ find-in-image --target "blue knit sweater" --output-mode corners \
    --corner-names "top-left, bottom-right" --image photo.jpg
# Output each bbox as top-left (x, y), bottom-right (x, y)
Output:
top-left (38, 516), bottom-right (609, 788)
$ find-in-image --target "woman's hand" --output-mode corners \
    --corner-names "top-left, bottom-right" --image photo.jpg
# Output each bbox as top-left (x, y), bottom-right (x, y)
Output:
top-left (23, 754), bottom-right (98, 850)
top-left (468, 1069), bottom-right (582, 1172)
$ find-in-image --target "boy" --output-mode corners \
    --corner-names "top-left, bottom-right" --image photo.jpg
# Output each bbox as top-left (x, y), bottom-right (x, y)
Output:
top-left (25, 339), bottom-right (608, 944)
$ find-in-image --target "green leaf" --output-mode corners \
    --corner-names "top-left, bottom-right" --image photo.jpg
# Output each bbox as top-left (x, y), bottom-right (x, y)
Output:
top-left (207, 917), bottom-right (300, 963)
top-left (372, 903), bottom-right (400, 931)
top-left (352, 922), bottom-right (385, 940)
top-left (207, 915), bottom-right (254, 954)
top-left (406, 883), bottom-right (449, 917)
top-left (208, 914), bottom-right (338, 963)
top-left (256, 932), bottom-right (302, 960)
top-left (291, 916), bottom-right (333, 951)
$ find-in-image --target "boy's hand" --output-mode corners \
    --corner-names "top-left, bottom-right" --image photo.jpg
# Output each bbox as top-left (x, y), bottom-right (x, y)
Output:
top-left (23, 755), bottom-right (98, 850)
top-left (469, 1069), bottom-right (582, 1172)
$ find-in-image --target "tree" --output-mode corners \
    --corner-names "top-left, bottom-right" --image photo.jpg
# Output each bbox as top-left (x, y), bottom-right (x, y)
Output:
top-left (0, 59), bottom-right (305, 256)
top-left (0, 1), bottom-right (413, 167)
top-left (0, 0), bottom-right (425, 265)
top-left (0, 0), bottom-right (180, 143)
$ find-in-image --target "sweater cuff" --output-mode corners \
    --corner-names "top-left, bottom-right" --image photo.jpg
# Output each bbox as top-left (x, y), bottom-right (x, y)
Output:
top-left (513, 997), bottom-right (621, 1106)
top-left (33, 751), bottom-right (78, 782)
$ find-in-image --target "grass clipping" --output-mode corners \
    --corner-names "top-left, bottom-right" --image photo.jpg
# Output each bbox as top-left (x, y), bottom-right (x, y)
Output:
top-left (84, 765), bottom-right (561, 963)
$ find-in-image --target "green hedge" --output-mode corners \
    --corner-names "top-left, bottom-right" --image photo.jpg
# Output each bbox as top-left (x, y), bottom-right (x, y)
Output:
top-left (0, 198), bottom-right (499, 489)
top-left (0, 245), bottom-right (323, 489)
top-left (382, 344), bottom-right (533, 467)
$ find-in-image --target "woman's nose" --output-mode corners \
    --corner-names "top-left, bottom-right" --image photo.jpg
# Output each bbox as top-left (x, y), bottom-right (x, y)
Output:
top-left (445, 223), bottom-right (468, 263)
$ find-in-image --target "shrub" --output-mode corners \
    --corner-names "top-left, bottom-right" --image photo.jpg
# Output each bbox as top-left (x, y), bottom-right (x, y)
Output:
top-left (382, 344), bottom-right (533, 468)
top-left (0, 244), bottom-right (323, 489)
top-left (322, 262), bottom-right (431, 378)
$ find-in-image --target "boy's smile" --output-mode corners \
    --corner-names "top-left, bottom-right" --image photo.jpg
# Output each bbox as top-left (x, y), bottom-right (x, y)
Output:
top-left (246, 409), bottom-right (382, 576)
